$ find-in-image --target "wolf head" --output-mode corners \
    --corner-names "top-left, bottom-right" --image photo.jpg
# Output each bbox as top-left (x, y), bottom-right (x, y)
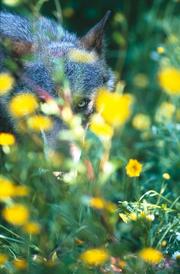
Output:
top-left (0, 11), bottom-right (115, 149)
top-left (0, 11), bottom-right (114, 115)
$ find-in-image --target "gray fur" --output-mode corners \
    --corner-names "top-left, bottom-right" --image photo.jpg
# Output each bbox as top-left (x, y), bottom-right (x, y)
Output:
top-left (0, 11), bottom-right (114, 147)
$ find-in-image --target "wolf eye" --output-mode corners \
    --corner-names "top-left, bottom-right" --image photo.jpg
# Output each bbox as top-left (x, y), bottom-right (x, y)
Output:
top-left (77, 99), bottom-right (89, 108)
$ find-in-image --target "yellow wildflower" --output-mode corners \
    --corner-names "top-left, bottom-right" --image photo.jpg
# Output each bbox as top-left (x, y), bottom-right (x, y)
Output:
top-left (105, 201), bottom-right (117, 213)
top-left (27, 115), bottom-right (53, 131)
top-left (132, 114), bottom-right (151, 131)
top-left (162, 173), bottom-right (171, 180)
top-left (128, 212), bottom-right (138, 221)
top-left (0, 177), bottom-right (28, 200)
top-left (133, 73), bottom-right (149, 88)
top-left (118, 259), bottom-right (126, 269)
top-left (0, 73), bottom-right (14, 95)
top-left (90, 114), bottom-right (114, 138)
top-left (157, 47), bottom-right (165, 54)
top-left (14, 185), bottom-right (29, 196)
top-left (13, 259), bottom-right (27, 270)
top-left (139, 247), bottom-right (163, 265)
top-left (140, 211), bottom-right (154, 221)
top-left (96, 89), bottom-right (133, 127)
top-left (0, 133), bottom-right (15, 146)
top-left (0, 254), bottom-right (8, 266)
top-left (161, 241), bottom-right (167, 247)
top-left (156, 102), bottom-right (175, 123)
top-left (0, 177), bottom-right (15, 200)
top-left (158, 67), bottom-right (180, 95)
top-left (9, 93), bottom-right (38, 117)
top-left (80, 248), bottom-right (109, 266)
top-left (126, 159), bottom-right (142, 177)
top-left (119, 213), bottom-right (129, 223)
top-left (2, 204), bottom-right (29, 226)
top-left (23, 222), bottom-right (41, 234)
top-left (89, 197), bottom-right (105, 210)
top-left (89, 197), bottom-right (116, 213)
top-left (68, 49), bottom-right (97, 63)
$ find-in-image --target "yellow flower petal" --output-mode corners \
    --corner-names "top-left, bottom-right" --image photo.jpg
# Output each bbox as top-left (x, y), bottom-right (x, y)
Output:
top-left (13, 259), bottom-right (27, 270)
top-left (80, 248), bottom-right (109, 266)
top-left (126, 159), bottom-right (142, 177)
top-left (132, 114), bottom-right (151, 131)
top-left (96, 89), bottom-right (133, 127)
top-left (158, 67), bottom-right (180, 95)
top-left (0, 73), bottom-right (14, 95)
top-left (0, 133), bottom-right (15, 146)
top-left (0, 177), bottom-right (15, 200)
top-left (9, 93), bottom-right (38, 117)
top-left (27, 115), bottom-right (53, 131)
top-left (2, 204), bottom-right (29, 226)
top-left (90, 114), bottom-right (113, 138)
top-left (23, 222), bottom-right (41, 234)
top-left (0, 254), bottom-right (8, 266)
top-left (139, 247), bottom-right (163, 265)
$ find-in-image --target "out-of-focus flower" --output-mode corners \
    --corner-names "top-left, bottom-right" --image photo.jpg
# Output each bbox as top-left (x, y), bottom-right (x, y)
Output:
top-left (128, 212), bottom-right (138, 221)
top-left (2, 0), bottom-right (22, 6)
top-left (162, 173), bottom-right (171, 180)
top-left (126, 159), bottom-right (142, 177)
top-left (2, 204), bottom-right (29, 226)
top-left (0, 73), bottom-right (14, 95)
top-left (0, 177), bottom-right (15, 200)
top-left (80, 248), bottom-right (109, 266)
top-left (119, 213), bottom-right (129, 223)
top-left (96, 89), bottom-right (134, 127)
top-left (155, 102), bottom-right (175, 123)
top-left (119, 211), bottom-right (154, 223)
top-left (158, 67), bottom-right (180, 95)
top-left (14, 185), bottom-right (29, 196)
top-left (132, 113), bottom-right (151, 131)
top-left (89, 197), bottom-right (105, 210)
top-left (13, 259), bottom-right (27, 270)
top-left (68, 49), bottom-right (97, 63)
top-left (113, 12), bottom-right (126, 24)
top-left (90, 114), bottom-right (114, 139)
top-left (118, 259), bottom-right (126, 269)
top-left (172, 251), bottom-right (180, 260)
top-left (161, 240), bottom-right (167, 247)
top-left (140, 211), bottom-right (155, 222)
top-left (157, 47), bottom-right (165, 54)
top-left (9, 93), bottom-right (38, 117)
top-left (133, 73), bottom-right (149, 88)
top-left (89, 197), bottom-right (116, 213)
top-left (139, 247), bottom-right (163, 265)
top-left (23, 222), bottom-right (41, 234)
top-left (0, 133), bottom-right (15, 146)
top-left (0, 177), bottom-right (28, 200)
top-left (0, 254), bottom-right (8, 266)
top-left (27, 115), bottom-right (53, 131)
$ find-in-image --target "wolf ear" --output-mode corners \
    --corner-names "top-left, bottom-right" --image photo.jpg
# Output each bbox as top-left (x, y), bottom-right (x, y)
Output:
top-left (9, 40), bottom-right (34, 56)
top-left (80, 10), bottom-right (111, 54)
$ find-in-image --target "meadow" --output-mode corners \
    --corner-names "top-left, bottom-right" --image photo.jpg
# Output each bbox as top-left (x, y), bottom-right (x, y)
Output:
top-left (0, 0), bottom-right (180, 273)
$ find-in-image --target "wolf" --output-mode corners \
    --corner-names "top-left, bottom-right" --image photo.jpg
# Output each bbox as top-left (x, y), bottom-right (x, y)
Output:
top-left (0, 10), bottom-right (114, 148)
